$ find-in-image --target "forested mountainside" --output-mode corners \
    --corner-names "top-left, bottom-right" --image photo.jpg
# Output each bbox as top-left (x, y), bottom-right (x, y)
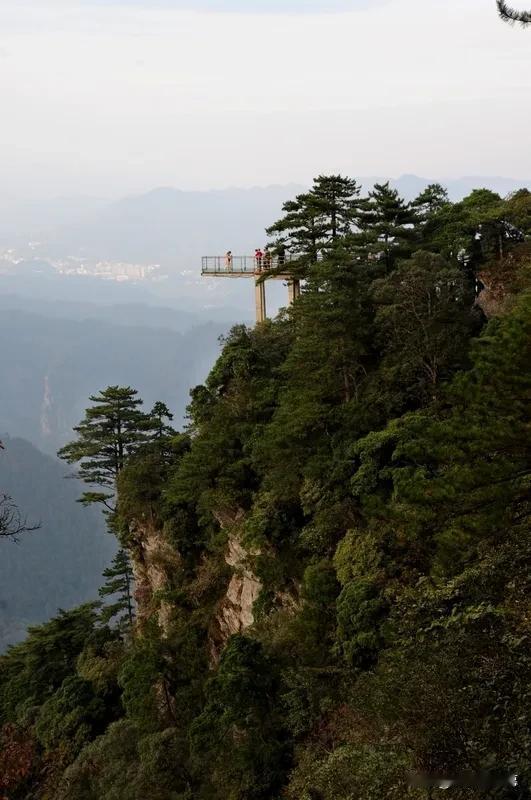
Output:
top-left (0, 436), bottom-right (115, 651)
top-left (0, 311), bottom-right (226, 454)
top-left (0, 178), bottom-right (529, 799)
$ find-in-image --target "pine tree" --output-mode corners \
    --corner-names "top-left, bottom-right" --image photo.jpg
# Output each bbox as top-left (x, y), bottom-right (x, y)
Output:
top-left (148, 402), bottom-right (175, 440)
top-left (310, 174), bottom-right (362, 244)
top-left (0, 604), bottom-right (100, 718)
top-left (402, 291), bottom-right (531, 572)
top-left (266, 192), bottom-right (325, 265)
top-left (505, 188), bottom-right (531, 236)
top-left (497, 0), bottom-right (530, 25)
top-left (98, 549), bottom-right (135, 630)
top-left (266, 176), bottom-right (362, 266)
top-left (58, 386), bottom-right (148, 511)
top-left (411, 183), bottom-right (450, 224)
top-left (256, 248), bottom-right (375, 497)
top-left (372, 251), bottom-right (480, 405)
top-left (357, 182), bottom-right (417, 270)
top-left (350, 290), bottom-right (530, 577)
top-left (463, 189), bottom-right (527, 265)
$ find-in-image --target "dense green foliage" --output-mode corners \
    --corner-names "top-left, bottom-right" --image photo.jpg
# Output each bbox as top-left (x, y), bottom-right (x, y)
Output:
top-left (1, 179), bottom-right (530, 799)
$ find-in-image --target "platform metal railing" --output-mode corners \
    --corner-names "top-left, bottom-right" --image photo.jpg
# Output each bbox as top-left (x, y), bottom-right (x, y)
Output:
top-left (201, 253), bottom-right (304, 275)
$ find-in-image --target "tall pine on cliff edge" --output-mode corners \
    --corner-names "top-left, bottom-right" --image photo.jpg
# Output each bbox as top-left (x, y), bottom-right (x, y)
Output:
top-left (58, 386), bottom-right (149, 512)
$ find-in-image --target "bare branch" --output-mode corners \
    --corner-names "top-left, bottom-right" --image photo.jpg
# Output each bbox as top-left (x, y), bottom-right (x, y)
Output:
top-left (0, 494), bottom-right (40, 541)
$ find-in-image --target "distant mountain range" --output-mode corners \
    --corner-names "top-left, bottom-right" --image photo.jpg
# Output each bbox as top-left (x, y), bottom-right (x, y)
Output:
top-left (42, 185), bottom-right (303, 269)
top-left (2, 176), bottom-right (529, 272)
top-left (379, 174), bottom-right (531, 202)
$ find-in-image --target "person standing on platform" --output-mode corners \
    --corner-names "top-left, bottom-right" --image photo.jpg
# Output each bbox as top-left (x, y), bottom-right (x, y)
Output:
top-left (225, 250), bottom-right (233, 271)
top-left (255, 248), bottom-right (263, 271)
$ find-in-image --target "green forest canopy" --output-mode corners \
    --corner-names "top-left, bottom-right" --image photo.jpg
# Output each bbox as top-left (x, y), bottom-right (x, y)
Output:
top-left (1, 178), bottom-right (530, 800)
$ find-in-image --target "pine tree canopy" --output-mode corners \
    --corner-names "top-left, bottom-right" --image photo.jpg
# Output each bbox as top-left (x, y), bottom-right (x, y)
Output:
top-left (497, 0), bottom-right (531, 25)
top-left (357, 182), bottom-right (418, 269)
top-left (411, 183), bottom-right (450, 221)
top-left (147, 402), bottom-right (175, 440)
top-left (266, 175), bottom-right (362, 268)
top-left (58, 386), bottom-right (151, 510)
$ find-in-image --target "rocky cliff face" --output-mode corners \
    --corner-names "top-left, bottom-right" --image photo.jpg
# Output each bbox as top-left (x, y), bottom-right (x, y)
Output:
top-left (216, 537), bottom-right (262, 642)
top-left (476, 247), bottom-right (529, 318)
top-left (208, 509), bottom-right (262, 661)
top-left (128, 508), bottom-right (263, 658)
top-left (129, 507), bottom-right (297, 665)
top-left (129, 518), bottom-right (180, 638)
top-left (476, 273), bottom-right (507, 318)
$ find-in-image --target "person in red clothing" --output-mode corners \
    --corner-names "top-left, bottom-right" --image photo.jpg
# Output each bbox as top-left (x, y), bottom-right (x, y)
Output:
top-left (255, 248), bottom-right (263, 271)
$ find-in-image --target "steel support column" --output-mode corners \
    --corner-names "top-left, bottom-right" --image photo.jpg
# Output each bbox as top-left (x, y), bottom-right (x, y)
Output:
top-left (255, 278), bottom-right (267, 324)
top-left (287, 279), bottom-right (301, 305)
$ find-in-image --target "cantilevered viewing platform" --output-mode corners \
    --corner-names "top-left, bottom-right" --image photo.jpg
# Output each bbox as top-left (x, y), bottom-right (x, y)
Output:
top-left (201, 255), bottom-right (301, 324)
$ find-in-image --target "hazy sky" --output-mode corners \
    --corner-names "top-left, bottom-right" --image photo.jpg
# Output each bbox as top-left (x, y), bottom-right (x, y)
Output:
top-left (1, 0), bottom-right (530, 200)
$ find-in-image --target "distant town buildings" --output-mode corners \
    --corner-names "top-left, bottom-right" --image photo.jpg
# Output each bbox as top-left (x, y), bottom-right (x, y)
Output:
top-left (0, 246), bottom-right (166, 282)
